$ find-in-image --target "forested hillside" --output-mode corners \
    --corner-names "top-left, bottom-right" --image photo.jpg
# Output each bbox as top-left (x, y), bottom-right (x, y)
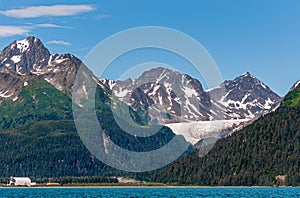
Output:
top-left (0, 77), bottom-right (178, 178)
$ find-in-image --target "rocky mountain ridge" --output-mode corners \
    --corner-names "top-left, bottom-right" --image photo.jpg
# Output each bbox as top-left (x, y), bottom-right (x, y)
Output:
top-left (105, 68), bottom-right (282, 124)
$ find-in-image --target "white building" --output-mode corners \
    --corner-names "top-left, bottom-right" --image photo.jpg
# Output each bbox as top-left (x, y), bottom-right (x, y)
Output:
top-left (9, 177), bottom-right (32, 186)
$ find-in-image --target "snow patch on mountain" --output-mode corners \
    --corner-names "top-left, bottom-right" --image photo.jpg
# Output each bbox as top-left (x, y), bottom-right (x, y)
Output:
top-left (115, 88), bottom-right (130, 98)
top-left (0, 90), bottom-right (13, 98)
top-left (295, 81), bottom-right (300, 88)
top-left (11, 55), bottom-right (21, 63)
top-left (16, 39), bottom-right (30, 53)
top-left (290, 80), bottom-right (300, 91)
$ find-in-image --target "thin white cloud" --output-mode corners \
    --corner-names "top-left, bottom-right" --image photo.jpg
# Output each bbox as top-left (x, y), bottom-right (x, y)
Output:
top-left (30, 23), bottom-right (72, 29)
top-left (95, 14), bottom-right (111, 20)
top-left (47, 40), bottom-right (71, 46)
top-left (0, 23), bottom-right (73, 38)
top-left (0, 4), bottom-right (94, 18)
top-left (0, 26), bottom-right (30, 37)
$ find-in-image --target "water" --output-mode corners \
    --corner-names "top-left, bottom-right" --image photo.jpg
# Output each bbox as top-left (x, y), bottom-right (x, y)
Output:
top-left (0, 187), bottom-right (299, 198)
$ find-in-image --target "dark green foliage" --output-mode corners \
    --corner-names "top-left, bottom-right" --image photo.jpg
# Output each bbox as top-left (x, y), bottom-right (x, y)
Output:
top-left (35, 176), bottom-right (118, 184)
top-left (152, 106), bottom-right (300, 186)
top-left (0, 120), bottom-right (114, 178)
top-left (96, 103), bottom-right (175, 152)
top-left (0, 77), bottom-right (183, 178)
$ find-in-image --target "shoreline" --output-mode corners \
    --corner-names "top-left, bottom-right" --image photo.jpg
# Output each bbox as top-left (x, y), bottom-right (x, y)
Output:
top-left (0, 184), bottom-right (297, 188)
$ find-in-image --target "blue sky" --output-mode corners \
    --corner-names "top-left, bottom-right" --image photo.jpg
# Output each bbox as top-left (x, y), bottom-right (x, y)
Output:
top-left (0, 0), bottom-right (299, 96)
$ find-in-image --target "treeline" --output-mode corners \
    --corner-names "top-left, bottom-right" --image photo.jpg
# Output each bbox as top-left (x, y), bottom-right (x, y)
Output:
top-left (36, 176), bottom-right (118, 184)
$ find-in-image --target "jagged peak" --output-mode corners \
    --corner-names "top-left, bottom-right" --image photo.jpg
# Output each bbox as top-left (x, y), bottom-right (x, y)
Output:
top-left (10, 36), bottom-right (45, 52)
top-left (233, 72), bottom-right (268, 87)
top-left (3, 36), bottom-right (50, 54)
top-left (0, 36), bottom-right (51, 75)
top-left (18, 35), bottom-right (39, 43)
top-left (142, 67), bottom-right (165, 75)
top-left (240, 72), bottom-right (254, 78)
top-left (140, 67), bottom-right (181, 78)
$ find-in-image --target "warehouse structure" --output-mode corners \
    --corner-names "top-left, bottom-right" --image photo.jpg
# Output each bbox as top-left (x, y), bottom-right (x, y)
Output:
top-left (9, 177), bottom-right (32, 186)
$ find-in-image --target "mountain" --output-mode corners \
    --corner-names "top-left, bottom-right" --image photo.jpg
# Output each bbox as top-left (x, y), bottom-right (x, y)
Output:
top-left (0, 36), bottom-right (88, 129)
top-left (151, 82), bottom-right (300, 186)
top-left (107, 68), bottom-right (281, 124)
top-left (0, 36), bottom-right (186, 178)
top-left (0, 36), bottom-right (82, 96)
top-left (103, 67), bottom-right (281, 145)
top-left (0, 36), bottom-right (50, 74)
top-left (107, 67), bottom-right (211, 123)
top-left (209, 72), bottom-right (281, 119)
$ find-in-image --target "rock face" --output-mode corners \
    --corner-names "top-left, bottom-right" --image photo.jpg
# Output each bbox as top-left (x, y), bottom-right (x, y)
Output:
top-left (108, 67), bottom-right (212, 123)
top-left (38, 54), bottom-right (82, 94)
top-left (0, 71), bottom-right (27, 101)
top-left (209, 72), bottom-right (282, 119)
top-left (0, 36), bottom-right (50, 74)
top-left (107, 68), bottom-right (282, 123)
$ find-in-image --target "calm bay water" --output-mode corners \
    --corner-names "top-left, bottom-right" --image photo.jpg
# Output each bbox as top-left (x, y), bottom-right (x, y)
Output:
top-left (0, 187), bottom-right (299, 198)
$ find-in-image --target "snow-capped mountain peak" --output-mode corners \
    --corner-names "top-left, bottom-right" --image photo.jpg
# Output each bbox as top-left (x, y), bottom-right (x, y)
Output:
top-left (108, 68), bottom-right (282, 123)
top-left (0, 36), bottom-right (91, 96)
top-left (110, 67), bottom-right (212, 123)
top-left (0, 36), bottom-right (50, 74)
top-left (11, 36), bottom-right (45, 54)
top-left (241, 71), bottom-right (251, 77)
top-left (210, 72), bottom-right (281, 119)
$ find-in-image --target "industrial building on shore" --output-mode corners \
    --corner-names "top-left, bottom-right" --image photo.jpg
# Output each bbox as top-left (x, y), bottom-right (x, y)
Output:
top-left (9, 177), bottom-right (36, 186)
